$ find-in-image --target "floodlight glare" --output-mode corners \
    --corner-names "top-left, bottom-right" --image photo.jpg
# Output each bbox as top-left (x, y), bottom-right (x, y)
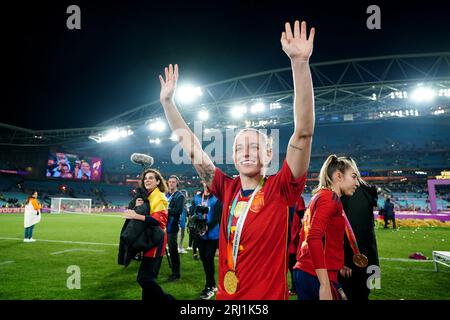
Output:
top-left (170, 133), bottom-right (178, 141)
top-left (198, 110), bottom-right (209, 121)
top-left (410, 87), bottom-right (436, 102)
top-left (251, 102), bottom-right (265, 114)
top-left (149, 120), bottom-right (166, 132)
top-left (176, 85), bottom-right (203, 104)
top-left (231, 105), bottom-right (247, 118)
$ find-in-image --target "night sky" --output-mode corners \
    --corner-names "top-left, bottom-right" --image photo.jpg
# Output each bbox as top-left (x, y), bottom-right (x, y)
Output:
top-left (3, 0), bottom-right (450, 130)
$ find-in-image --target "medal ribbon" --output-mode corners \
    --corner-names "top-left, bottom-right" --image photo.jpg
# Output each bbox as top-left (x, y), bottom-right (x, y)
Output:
top-left (341, 209), bottom-right (361, 256)
top-left (226, 176), bottom-right (265, 271)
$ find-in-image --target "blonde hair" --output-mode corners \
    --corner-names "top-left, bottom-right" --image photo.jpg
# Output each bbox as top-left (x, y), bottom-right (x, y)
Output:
top-left (312, 155), bottom-right (360, 195)
top-left (233, 128), bottom-right (273, 153)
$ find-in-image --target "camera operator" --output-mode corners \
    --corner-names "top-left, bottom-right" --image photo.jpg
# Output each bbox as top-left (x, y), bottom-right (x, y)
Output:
top-left (190, 181), bottom-right (223, 300)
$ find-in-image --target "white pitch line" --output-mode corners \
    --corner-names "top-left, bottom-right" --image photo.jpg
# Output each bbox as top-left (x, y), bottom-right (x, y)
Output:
top-left (0, 237), bottom-right (118, 247)
top-left (380, 257), bottom-right (433, 263)
top-left (50, 248), bottom-right (105, 255)
top-left (54, 213), bottom-right (122, 218)
top-left (389, 266), bottom-right (450, 274)
top-left (0, 237), bottom-right (444, 265)
top-left (0, 261), bottom-right (14, 266)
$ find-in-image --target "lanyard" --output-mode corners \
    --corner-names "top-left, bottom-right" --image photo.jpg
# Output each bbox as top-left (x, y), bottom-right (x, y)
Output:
top-left (226, 176), bottom-right (265, 271)
top-left (166, 192), bottom-right (175, 203)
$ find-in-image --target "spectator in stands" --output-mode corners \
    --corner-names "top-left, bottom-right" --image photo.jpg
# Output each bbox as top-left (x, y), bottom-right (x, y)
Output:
top-left (191, 181), bottom-right (223, 300)
top-left (166, 175), bottom-right (185, 282)
top-left (338, 177), bottom-right (380, 300)
top-left (383, 197), bottom-right (396, 229)
top-left (121, 169), bottom-right (173, 301)
top-left (24, 191), bottom-right (41, 242)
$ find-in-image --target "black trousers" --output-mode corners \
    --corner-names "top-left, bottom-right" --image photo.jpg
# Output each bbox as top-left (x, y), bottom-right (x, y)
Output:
top-left (337, 268), bottom-right (371, 300)
top-left (137, 257), bottom-right (173, 301)
top-left (168, 232), bottom-right (180, 276)
top-left (189, 232), bottom-right (199, 254)
top-left (384, 215), bottom-right (397, 229)
top-left (198, 238), bottom-right (219, 288)
top-left (288, 253), bottom-right (297, 291)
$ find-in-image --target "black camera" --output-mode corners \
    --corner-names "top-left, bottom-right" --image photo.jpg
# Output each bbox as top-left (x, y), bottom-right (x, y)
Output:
top-left (189, 205), bottom-right (209, 237)
top-left (195, 205), bottom-right (209, 216)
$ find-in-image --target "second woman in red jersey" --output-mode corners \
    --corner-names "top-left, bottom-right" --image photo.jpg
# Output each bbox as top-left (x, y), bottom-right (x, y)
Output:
top-left (294, 155), bottom-right (361, 300)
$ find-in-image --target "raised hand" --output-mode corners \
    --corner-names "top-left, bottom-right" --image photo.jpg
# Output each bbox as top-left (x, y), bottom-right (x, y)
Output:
top-left (281, 20), bottom-right (315, 62)
top-left (159, 64), bottom-right (179, 103)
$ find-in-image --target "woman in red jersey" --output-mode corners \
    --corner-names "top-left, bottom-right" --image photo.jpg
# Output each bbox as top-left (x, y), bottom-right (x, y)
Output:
top-left (294, 155), bottom-right (360, 300)
top-left (158, 20), bottom-right (315, 300)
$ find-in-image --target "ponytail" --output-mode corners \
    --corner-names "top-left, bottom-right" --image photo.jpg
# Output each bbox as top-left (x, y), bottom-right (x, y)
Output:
top-left (312, 155), bottom-right (359, 195)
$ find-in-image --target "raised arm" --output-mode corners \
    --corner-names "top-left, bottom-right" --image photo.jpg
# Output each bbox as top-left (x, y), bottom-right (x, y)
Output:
top-left (281, 20), bottom-right (315, 179)
top-left (159, 64), bottom-right (216, 187)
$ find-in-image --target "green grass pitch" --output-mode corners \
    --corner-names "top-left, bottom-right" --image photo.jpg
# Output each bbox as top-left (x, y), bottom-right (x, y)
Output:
top-left (0, 213), bottom-right (449, 300)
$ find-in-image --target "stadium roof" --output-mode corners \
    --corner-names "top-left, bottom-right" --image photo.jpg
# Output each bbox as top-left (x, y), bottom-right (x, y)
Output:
top-left (1, 52), bottom-right (449, 148)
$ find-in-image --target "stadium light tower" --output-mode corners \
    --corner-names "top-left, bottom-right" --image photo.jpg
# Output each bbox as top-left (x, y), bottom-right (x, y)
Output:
top-left (198, 110), bottom-right (209, 121)
top-left (176, 85), bottom-right (203, 104)
top-left (410, 86), bottom-right (436, 102)
top-left (170, 132), bottom-right (178, 141)
top-left (250, 102), bottom-right (265, 114)
top-left (148, 119), bottom-right (166, 132)
top-left (231, 105), bottom-right (247, 118)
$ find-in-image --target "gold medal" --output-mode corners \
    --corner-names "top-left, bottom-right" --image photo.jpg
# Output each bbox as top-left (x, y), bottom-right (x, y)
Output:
top-left (233, 201), bottom-right (247, 218)
top-left (224, 270), bottom-right (238, 294)
top-left (353, 253), bottom-right (369, 268)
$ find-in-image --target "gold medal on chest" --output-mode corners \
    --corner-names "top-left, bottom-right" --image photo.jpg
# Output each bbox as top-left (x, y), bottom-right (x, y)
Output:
top-left (233, 201), bottom-right (248, 218)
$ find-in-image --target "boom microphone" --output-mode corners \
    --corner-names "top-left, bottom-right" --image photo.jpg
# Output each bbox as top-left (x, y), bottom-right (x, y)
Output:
top-left (130, 153), bottom-right (154, 168)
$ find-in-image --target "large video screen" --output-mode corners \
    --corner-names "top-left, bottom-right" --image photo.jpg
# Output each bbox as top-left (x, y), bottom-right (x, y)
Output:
top-left (46, 152), bottom-right (102, 182)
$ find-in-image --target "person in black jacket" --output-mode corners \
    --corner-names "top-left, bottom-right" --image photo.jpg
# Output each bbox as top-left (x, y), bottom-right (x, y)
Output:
top-left (121, 169), bottom-right (173, 301)
top-left (383, 197), bottom-right (396, 229)
top-left (338, 177), bottom-right (380, 300)
top-left (166, 175), bottom-right (185, 281)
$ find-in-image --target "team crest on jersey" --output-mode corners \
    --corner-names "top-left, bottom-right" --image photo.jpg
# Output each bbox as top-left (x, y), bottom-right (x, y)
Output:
top-left (249, 191), bottom-right (265, 213)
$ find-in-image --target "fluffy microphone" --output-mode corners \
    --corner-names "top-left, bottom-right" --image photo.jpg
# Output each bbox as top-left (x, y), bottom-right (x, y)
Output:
top-left (130, 153), bottom-right (154, 167)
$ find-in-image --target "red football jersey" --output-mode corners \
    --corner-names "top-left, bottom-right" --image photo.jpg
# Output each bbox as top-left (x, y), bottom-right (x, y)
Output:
top-left (294, 189), bottom-right (345, 282)
top-left (210, 160), bottom-right (307, 300)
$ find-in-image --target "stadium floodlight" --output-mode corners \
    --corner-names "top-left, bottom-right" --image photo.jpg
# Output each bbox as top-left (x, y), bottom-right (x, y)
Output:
top-left (438, 88), bottom-right (450, 97)
top-left (93, 128), bottom-right (133, 143)
top-left (149, 119), bottom-right (166, 132)
top-left (250, 102), bottom-right (265, 114)
top-left (231, 105), bottom-right (247, 118)
top-left (170, 133), bottom-right (178, 141)
top-left (269, 102), bottom-right (282, 110)
top-left (410, 87), bottom-right (436, 102)
top-left (198, 110), bottom-right (209, 121)
top-left (149, 138), bottom-right (161, 144)
top-left (176, 85), bottom-right (203, 104)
